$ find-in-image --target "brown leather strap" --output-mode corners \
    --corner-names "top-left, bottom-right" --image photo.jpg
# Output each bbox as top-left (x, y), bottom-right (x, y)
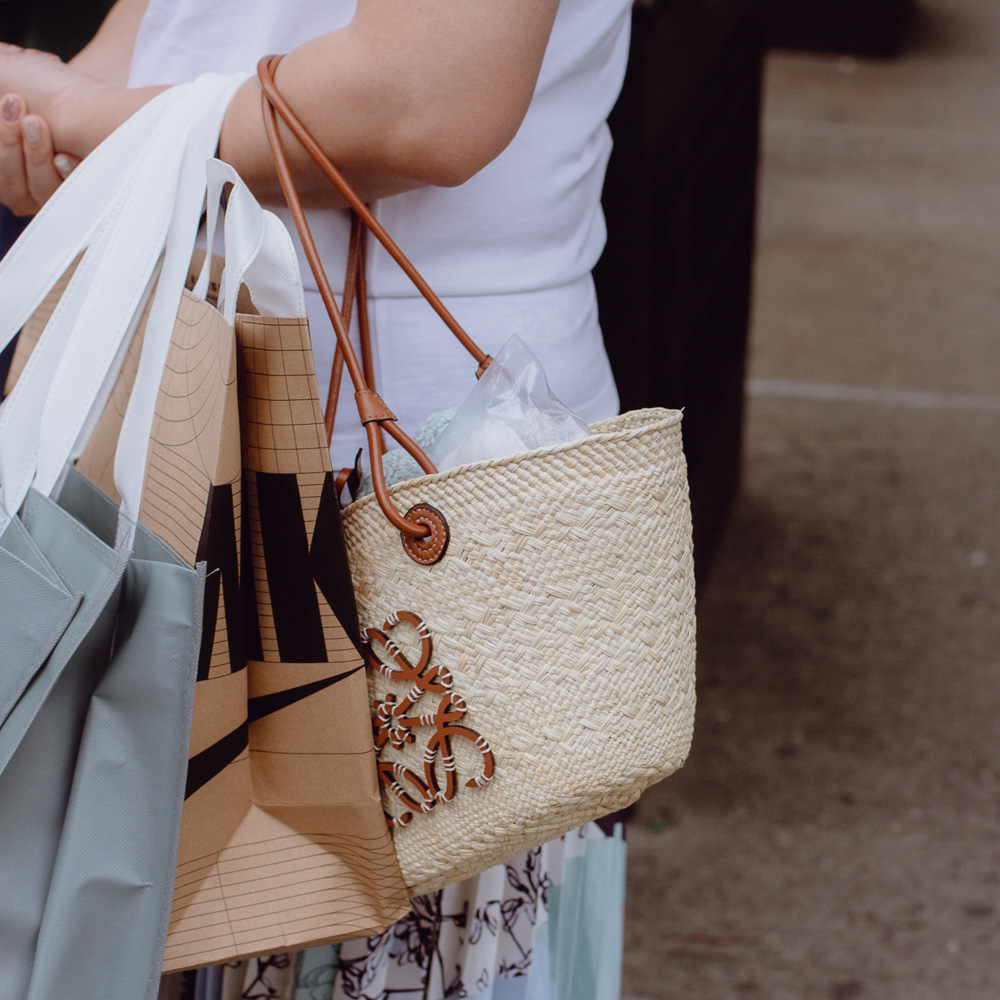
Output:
top-left (259, 57), bottom-right (431, 537)
top-left (324, 212), bottom-right (363, 444)
top-left (257, 55), bottom-right (491, 369)
top-left (327, 213), bottom-right (387, 448)
top-left (355, 388), bottom-right (395, 425)
top-left (354, 227), bottom-right (376, 391)
top-left (349, 218), bottom-right (387, 451)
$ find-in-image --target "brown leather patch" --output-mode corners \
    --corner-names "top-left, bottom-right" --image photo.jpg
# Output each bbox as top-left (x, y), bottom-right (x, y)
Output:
top-left (355, 389), bottom-right (396, 425)
top-left (400, 503), bottom-right (449, 565)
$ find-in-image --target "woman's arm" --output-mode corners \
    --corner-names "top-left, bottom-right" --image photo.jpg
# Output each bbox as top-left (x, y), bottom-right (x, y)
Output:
top-left (219, 0), bottom-right (561, 201)
top-left (0, 0), bottom-right (560, 211)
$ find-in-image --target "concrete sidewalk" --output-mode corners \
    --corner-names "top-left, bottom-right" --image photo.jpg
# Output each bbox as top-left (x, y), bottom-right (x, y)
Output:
top-left (623, 1), bottom-right (1000, 997)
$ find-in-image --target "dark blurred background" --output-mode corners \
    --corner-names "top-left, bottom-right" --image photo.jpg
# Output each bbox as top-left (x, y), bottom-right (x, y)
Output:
top-left (0, 0), bottom-right (114, 58)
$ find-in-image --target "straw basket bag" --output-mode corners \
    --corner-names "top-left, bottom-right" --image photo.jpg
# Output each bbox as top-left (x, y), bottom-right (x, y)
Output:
top-left (259, 57), bottom-right (696, 896)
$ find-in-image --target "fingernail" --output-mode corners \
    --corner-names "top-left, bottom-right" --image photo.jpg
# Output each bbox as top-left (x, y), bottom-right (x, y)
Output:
top-left (54, 154), bottom-right (74, 177)
top-left (22, 117), bottom-right (40, 145)
top-left (2, 96), bottom-right (20, 124)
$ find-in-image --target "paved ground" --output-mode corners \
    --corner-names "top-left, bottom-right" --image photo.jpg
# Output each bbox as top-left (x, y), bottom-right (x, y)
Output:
top-left (623, 1), bottom-right (1000, 997)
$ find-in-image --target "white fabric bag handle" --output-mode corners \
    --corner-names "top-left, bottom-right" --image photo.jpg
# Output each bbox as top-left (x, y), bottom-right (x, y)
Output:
top-left (0, 89), bottom-right (189, 526)
top-left (107, 158), bottom-right (304, 547)
top-left (0, 87), bottom-right (196, 530)
top-left (104, 81), bottom-right (249, 547)
top-left (36, 94), bottom-right (301, 549)
top-left (210, 158), bottom-right (306, 323)
top-left (193, 158), bottom-right (306, 323)
top-left (0, 88), bottom-right (186, 353)
top-left (0, 74), bottom-right (250, 543)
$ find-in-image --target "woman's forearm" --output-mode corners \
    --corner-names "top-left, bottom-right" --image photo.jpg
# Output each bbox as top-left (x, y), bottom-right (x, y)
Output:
top-left (4, 0), bottom-right (559, 211)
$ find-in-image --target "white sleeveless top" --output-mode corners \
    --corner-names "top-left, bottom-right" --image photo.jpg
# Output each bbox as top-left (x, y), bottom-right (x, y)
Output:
top-left (129, 0), bottom-right (629, 465)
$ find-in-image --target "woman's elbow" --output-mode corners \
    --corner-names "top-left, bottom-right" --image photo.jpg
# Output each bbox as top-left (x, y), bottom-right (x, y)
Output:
top-left (395, 102), bottom-right (526, 189)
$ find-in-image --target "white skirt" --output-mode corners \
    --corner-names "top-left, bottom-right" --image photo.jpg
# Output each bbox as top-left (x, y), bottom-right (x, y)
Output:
top-left (207, 823), bottom-right (626, 1000)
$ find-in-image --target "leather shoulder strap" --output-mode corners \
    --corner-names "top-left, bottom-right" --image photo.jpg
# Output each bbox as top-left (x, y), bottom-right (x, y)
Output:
top-left (258, 54), bottom-right (461, 546)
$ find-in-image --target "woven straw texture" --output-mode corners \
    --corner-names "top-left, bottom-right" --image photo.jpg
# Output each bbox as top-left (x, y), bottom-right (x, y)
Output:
top-left (341, 408), bottom-right (696, 896)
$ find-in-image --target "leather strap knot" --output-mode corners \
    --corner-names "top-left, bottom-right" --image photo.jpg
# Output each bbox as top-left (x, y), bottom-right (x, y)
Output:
top-left (356, 389), bottom-right (396, 425)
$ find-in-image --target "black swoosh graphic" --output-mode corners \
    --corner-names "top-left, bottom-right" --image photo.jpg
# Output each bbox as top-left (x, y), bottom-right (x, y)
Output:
top-left (247, 665), bottom-right (363, 723)
top-left (185, 721), bottom-right (249, 800)
top-left (184, 664), bottom-right (363, 799)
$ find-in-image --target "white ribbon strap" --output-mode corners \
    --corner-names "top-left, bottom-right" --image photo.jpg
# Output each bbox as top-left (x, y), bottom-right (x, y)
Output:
top-left (0, 72), bottom-right (301, 554)
top-left (111, 77), bottom-right (250, 548)
top-left (0, 89), bottom-right (185, 355)
top-left (0, 74), bottom-right (250, 548)
top-left (210, 159), bottom-right (306, 323)
top-left (0, 87), bottom-right (195, 529)
top-left (29, 84), bottom-right (210, 512)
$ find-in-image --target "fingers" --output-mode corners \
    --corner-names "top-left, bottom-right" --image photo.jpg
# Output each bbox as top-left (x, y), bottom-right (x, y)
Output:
top-left (0, 92), bottom-right (74, 216)
top-left (54, 152), bottom-right (80, 179)
top-left (21, 113), bottom-right (64, 205)
top-left (0, 93), bottom-right (34, 216)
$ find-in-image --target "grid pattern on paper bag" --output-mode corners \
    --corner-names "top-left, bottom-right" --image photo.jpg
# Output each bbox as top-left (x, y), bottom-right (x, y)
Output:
top-left (238, 315), bottom-right (356, 663)
top-left (141, 294), bottom-right (239, 564)
top-left (163, 825), bottom-right (409, 972)
top-left (243, 467), bottom-right (359, 663)
top-left (299, 470), bottom-right (356, 658)
top-left (143, 294), bottom-right (240, 678)
top-left (73, 291), bottom-right (237, 554)
top-left (75, 291), bottom-right (241, 679)
top-left (238, 315), bottom-right (328, 477)
top-left (164, 315), bottom-right (411, 970)
top-left (15, 277), bottom-right (412, 961)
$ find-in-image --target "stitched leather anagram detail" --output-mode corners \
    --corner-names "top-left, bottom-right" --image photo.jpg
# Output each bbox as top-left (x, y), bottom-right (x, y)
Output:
top-left (364, 610), bottom-right (495, 829)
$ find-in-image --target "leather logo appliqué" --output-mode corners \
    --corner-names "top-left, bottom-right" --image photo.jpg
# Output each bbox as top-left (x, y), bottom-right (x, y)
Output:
top-left (363, 611), bottom-right (496, 828)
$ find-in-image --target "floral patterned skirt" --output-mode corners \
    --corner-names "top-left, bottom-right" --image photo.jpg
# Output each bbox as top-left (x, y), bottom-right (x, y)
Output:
top-left (168, 823), bottom-right (625, 1000)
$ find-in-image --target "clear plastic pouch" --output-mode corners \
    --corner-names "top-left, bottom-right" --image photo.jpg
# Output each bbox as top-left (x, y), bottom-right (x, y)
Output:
top-left (359, 335), bottom-right (591, 496)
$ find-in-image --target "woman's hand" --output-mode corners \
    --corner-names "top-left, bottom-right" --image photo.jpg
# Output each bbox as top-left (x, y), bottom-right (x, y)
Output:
top-left (0, 42), bottom-right (162, 215)
top-left (0, 44), bottom-right (97, 214)
top-left (0, 44), bottom-right (109, 143)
